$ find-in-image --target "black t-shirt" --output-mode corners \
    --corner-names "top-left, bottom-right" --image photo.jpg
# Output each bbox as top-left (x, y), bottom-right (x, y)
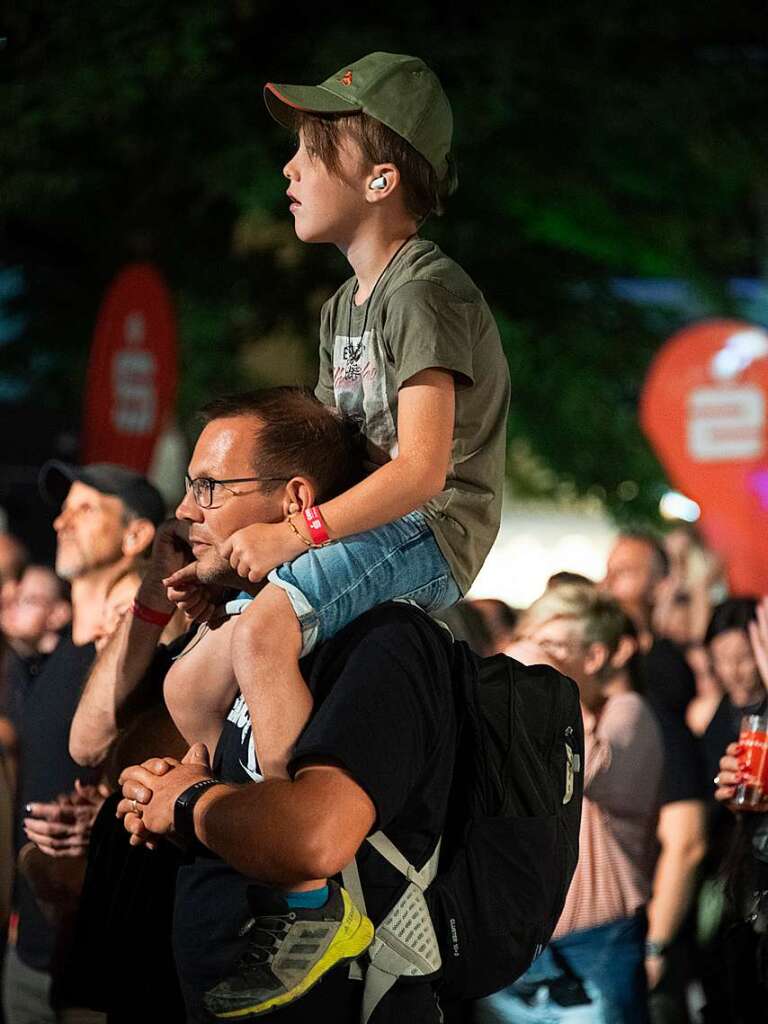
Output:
top-left (651, 703), bottom-right (706, 806)
top-left (1, 647), bottom-right (49, 731)
top-left (641, 638), bottom-right (696, 715)
top-left (173, 604), bottom-right (457, 1023)
top-left (60, 792), bottom-right (186, 1021)
top-left (13, 631), bottom-right (100, 971)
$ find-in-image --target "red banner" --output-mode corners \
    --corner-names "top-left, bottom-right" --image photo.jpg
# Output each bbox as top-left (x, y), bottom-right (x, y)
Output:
top-left (641, 318), bottom-right (768, 595)
top-left (82, 263), bottom-right (177, 473)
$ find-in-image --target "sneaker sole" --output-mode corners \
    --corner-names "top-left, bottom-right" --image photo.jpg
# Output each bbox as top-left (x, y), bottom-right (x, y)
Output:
top-left (210, 890), bottom-right (375, 1019)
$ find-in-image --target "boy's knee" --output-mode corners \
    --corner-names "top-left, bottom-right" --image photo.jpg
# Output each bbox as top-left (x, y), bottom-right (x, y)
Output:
top-left (232, 587), bottom-right (301, 656)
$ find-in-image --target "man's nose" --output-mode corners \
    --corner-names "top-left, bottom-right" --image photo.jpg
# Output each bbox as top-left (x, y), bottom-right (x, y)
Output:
top-left (175, 490), bottom-right (202, 522)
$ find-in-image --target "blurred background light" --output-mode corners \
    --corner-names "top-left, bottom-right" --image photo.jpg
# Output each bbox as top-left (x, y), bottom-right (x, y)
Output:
top-left (659, 490), bottom-right (700, 523)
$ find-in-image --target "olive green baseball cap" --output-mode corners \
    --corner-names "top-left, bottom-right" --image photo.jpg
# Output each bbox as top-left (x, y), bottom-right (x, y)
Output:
top-left (264, 52), bottom-right (455, 188)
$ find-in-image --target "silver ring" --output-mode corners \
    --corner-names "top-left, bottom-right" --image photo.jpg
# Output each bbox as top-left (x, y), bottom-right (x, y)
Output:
top-left (131, 799), bottom-right (141, 815)
top-left (713, 775), bottom-right (721, 786)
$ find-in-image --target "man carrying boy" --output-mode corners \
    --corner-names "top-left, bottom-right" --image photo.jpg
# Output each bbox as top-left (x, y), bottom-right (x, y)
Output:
top-left (161, 52), bottom-right (510, 1017)
top-left (109, 389), bottom-right (458, 1022)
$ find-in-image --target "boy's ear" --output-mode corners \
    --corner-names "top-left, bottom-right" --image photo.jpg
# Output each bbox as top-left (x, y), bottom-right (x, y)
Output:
top-left (365, 163), bottom-right (399, 202)
top-left (283, 478), bottom-right (316, 517)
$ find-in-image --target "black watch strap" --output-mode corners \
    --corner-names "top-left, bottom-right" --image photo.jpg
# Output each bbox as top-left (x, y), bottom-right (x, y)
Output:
top-left (173, 778), bottom-right (222, 843)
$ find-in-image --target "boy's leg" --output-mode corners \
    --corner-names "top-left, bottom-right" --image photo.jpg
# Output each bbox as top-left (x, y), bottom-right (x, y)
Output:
top-left (231, 513), bottom-right (458, 781)
top-left (231, 584), bottom-right (312, 781)
top-left (212, 585), bottom-right (373, 1019)
top-left (208, 515), bottom-right (455, 1017)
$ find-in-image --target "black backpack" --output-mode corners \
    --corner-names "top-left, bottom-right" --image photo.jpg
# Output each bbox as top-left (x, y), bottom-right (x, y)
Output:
top-left (343, 624), bottom-right (584, 1021)
top-left (429, 640), bottom-right (584, 1000)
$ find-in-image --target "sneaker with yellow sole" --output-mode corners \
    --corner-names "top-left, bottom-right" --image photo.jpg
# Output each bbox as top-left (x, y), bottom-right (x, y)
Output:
top-left (204, 880), bottom-right (374, 1018)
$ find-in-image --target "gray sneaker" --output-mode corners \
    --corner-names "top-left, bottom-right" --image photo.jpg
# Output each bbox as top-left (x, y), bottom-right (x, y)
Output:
top-left (204, 880), bottom-right (374, 1018)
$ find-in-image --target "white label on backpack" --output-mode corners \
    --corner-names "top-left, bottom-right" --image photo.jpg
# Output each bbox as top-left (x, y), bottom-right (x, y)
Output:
top-left (563, 743), bottom-right (575, 804)
top-left (449, 917), bottom-right (460, 957)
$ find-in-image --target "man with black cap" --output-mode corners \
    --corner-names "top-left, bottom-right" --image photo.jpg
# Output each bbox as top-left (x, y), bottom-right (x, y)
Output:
top-left (2, 461), bottom-right (164, 1024)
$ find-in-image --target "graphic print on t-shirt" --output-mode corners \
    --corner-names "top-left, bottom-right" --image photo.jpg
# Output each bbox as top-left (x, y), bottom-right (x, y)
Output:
top-left (333, 329), bottom-right (399, 463)
top-left (225, 694), bottom-right (263, 783)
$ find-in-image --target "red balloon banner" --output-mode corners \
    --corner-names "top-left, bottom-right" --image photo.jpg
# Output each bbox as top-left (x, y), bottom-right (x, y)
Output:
top-left (82, 263), bottom-right (177, 473)
top-left (641, 318), bottom-right (768, 595)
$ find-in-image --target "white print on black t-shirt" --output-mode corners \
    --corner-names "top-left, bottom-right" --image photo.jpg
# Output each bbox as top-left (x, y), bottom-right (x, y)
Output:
top-left (226, 694), bottom-right (263, 782)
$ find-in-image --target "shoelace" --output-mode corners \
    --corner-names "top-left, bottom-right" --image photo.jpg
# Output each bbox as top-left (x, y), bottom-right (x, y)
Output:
top-left (236, 912), bottom-right (297, 967)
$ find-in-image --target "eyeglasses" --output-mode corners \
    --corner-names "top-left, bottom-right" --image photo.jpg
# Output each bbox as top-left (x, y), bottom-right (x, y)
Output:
top-left (184, 474), bottom-right (287, 509)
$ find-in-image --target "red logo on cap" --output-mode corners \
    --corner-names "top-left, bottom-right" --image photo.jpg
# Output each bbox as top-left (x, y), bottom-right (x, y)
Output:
top-left (340, 70), bottom-right (353, 86)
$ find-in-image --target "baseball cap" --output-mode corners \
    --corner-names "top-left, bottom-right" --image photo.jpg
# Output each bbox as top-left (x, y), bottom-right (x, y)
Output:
top-left (39, 461), bottom-right (166, 527)
top-left (265, 52), bottom-right (455, 189)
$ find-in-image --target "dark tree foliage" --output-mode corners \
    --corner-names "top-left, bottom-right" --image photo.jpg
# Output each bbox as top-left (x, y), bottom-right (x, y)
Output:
top-left (2, 1), bottom-right (767, 522)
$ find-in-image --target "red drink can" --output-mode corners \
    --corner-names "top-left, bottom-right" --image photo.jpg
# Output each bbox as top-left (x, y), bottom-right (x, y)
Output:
top-left (735, 713), bottom-right (768, 808)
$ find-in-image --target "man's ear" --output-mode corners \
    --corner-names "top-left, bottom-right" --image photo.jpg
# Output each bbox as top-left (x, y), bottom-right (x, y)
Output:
top-left (282, 478), bottom-right (316, 518)
top-left (583, 641), bottom-right (611, 678)
top-left (365, 163), bottom-right (400, 203)
top-left (122, 519), bottom-right (156, 559)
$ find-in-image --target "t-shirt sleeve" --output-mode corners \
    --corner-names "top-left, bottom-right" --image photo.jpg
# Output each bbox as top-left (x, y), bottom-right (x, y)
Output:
top-left (585, 694), bottom-right (663, 816)
top-left (288, 618), bottom-right (453, 831)
top-left (381, 281), bottom-right (476, 390)
top-left (315, 298), bottom-right (335, 406)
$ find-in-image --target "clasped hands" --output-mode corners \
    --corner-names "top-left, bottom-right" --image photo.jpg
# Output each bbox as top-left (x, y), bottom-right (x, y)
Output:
top-left (24, 780), bottom-right (111, 858)
top-left (116, 743), bottom-right (215, 849)
top-left (162, 520), bottom-right (304, 623)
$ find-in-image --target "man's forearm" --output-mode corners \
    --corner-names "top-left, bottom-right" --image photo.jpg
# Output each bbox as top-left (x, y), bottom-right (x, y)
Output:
top-left (69, 584), bottom-right (169, 766)
top-left (193, 767), bottom-right (375, 887)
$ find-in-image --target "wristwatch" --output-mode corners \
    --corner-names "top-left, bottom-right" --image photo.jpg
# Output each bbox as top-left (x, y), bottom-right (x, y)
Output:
top-left (645, 940), bottom-right (669, 959)
top-left (173, 778), bottom-right (223, 844)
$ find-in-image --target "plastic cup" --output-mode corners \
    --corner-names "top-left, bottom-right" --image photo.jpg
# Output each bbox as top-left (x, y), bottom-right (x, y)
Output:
top-left (735, 713), bottom-right (768, 808)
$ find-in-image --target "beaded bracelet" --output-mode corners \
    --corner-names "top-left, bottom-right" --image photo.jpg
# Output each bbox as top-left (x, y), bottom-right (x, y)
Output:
top-left (287, 515), bottom-right (313, 548)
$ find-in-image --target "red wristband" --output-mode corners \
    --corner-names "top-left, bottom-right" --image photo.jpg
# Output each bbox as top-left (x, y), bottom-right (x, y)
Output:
top-left (132, 599), bottom-right (174, 627)
top-left (302, 506), bottom-right (330, 546)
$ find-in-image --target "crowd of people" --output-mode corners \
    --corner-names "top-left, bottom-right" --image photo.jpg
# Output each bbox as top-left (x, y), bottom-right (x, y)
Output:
top-left (2, 464), bottom-right (768, 1023)
top-left (1, 47), bottom-right (766, 1024)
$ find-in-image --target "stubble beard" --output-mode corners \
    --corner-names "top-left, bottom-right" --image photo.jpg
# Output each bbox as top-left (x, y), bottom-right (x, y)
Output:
top-left (55, 547), bottom-right (111, 582)
top-left (194, 551), bottom-right (240, 589)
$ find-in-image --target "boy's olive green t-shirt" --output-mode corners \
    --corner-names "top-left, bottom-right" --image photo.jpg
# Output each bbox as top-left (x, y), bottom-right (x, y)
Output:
top-left (316, 238), bottom-right (511, 594)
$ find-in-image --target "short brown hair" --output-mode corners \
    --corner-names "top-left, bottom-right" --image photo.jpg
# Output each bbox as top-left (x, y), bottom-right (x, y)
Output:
top-left (295, 111), bottom-right (450, 222)
top-left (198, 387), bottom-right (364, 502)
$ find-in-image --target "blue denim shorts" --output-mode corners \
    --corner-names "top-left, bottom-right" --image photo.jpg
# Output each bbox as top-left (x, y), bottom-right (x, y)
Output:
top-left (475, 912), bottom-right (649, 1024)
top-left (246, 511), bottom-right (461, 656)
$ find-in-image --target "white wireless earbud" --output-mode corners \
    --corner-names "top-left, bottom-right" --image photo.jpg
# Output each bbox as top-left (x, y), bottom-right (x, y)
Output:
top-left (369, 176), bottom-right (388, 190)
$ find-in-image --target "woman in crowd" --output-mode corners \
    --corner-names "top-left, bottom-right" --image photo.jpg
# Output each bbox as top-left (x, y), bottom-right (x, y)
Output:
top-left (475, 583), bottom-right (663, 1024)
top-left (708, 598), bottom-right (768, 1022)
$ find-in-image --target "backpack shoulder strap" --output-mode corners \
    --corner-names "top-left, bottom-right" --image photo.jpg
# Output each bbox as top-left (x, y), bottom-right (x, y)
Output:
top-left (367, 831), bottom-right (441, 890)
top-left (341, 833), bottom-right (443, 1021)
